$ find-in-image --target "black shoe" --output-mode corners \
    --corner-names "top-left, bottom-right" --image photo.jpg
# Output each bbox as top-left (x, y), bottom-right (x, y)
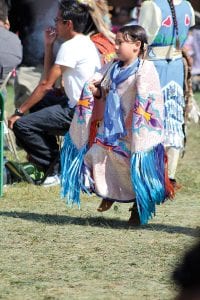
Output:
top-left (128, 203), bottom-right (140, 226)
top-left (169, 178), bottom-right (182, 191)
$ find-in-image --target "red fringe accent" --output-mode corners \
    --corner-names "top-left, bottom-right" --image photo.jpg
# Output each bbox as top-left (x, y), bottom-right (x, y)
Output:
top-left (164, 153), bottom-right (175, 199)
top-left (89, 120), bottom-right (99, 148)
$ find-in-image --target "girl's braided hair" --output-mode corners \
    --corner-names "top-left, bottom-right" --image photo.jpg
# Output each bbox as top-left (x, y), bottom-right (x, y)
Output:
top-left (119, 25), bottom-right (148, 57)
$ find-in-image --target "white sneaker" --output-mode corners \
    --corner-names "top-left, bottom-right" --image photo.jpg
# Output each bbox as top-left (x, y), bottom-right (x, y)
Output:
top-left (42, 175), bottom-right (60, 187)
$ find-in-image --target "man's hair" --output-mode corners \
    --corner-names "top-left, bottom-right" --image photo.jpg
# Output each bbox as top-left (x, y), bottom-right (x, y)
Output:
top-left (0, 0), bottom-right (8, 22)
top-left (58, 0), bottom-right (90, 33)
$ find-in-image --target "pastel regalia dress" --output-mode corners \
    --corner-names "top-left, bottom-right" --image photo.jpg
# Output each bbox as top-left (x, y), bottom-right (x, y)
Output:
top-left (139, 0), bottom-right (195, 149)
top-left (61, 59), bottom-right (173, 224)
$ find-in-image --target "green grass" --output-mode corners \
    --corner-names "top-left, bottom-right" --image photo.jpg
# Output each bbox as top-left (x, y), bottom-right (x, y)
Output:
top-left (5, 83), bottom-right (15, 115)
top-left (0, 86), bottom-right (199, 300)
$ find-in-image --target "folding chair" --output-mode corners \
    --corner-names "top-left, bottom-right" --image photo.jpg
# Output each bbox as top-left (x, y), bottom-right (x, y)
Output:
top-left (0, 69), bottom-right (18, 196)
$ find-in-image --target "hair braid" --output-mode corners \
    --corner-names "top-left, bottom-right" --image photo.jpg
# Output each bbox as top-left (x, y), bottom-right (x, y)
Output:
top-left (167, 0), bottom-right (180, 49)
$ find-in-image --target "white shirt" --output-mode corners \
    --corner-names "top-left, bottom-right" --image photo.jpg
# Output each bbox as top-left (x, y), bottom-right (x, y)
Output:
top-left (55, 34), bottom-right (101, 108)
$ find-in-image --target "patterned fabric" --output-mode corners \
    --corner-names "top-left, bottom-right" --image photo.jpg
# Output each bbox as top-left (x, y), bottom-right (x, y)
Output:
top-left (103, 59), bottom-right (140, 144)
top-left (139, 0), bottom-right (195, 149)
top-left (151, 0), bottom-right (193, 47)
top-left (153, 58), bottom-right (185, 148)
top-left (60, 60), bottom-right (173, 224)
top-left (139, 0), bottom-right (195, 46)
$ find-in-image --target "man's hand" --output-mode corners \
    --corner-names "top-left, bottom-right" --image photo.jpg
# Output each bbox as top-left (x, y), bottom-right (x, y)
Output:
top-left (8, 115), bottom-right (21, 130)
top-left (44, 27), bottom-right (57, 47)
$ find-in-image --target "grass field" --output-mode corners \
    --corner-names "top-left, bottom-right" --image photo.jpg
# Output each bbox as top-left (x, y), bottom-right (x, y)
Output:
top-left (0, 87), bottom-right (199, 300)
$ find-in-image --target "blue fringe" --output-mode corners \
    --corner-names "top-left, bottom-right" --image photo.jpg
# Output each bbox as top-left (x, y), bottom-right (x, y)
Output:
top-left (130, 143), bottom-right (165, 225)
top-left (60, 133), bottom-right (88, 207)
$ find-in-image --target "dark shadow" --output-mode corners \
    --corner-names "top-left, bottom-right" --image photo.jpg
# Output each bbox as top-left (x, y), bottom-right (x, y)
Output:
top-left (0, 211), bottom-right (199, 237)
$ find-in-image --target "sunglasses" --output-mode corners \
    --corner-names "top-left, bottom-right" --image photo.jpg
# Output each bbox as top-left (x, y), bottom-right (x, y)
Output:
top-left (54, 17), bottom-right (68, 23)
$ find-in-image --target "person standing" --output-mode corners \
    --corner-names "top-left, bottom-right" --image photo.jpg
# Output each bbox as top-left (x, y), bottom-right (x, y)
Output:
top-left (139, 0), bottom-right (195, 187)
top-left (7, 0), bottom-right (59, 108)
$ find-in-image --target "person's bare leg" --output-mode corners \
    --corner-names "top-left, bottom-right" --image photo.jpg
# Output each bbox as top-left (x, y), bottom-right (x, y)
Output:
top-left (166, 147), bottom-right (182, 190)
top-left (128, 202), bottom-right (140, 226)
top-left (97, 198), bottom-right (114, 212)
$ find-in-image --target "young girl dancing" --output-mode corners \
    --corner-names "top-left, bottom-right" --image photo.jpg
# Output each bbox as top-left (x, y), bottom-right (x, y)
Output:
top-left (61, 25), bottom-right (174, 225)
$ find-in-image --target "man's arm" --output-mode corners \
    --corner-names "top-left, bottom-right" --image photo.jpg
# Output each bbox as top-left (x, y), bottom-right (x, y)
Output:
top-left (43, 27), bottom-right (57, 80)
top-left (8, 64), bottom-right (62, 129)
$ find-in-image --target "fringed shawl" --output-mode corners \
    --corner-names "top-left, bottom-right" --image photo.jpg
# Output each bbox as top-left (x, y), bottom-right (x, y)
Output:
top-left (60, 60), bottom-right (174, 224)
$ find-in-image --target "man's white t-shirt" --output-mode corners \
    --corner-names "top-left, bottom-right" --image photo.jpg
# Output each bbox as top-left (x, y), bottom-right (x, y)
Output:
top-left (55, 34), bottom-right (101, 108)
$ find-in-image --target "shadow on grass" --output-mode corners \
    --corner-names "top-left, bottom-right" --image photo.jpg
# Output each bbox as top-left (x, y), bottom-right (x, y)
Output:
top-left (0, 211), bottom-right (199, 237)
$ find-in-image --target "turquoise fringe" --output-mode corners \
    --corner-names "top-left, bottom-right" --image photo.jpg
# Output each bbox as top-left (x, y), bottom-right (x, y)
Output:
top-left (131, 143), bottom-right (165, 225)
top-left (60, 133), bottom-right (88, 207)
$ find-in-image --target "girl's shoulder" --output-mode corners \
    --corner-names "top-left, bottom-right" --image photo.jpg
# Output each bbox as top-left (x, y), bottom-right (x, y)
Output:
top-left (138, 59), bottom-right (156, 72)
top-left (137, 59), bottom-right (159, 81)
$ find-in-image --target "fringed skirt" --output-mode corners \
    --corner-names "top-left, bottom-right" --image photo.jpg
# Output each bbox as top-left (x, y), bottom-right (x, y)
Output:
top-left (84, 140), bottom-right (135, 202)
top-left (153, 58), bottom-right (185, 148)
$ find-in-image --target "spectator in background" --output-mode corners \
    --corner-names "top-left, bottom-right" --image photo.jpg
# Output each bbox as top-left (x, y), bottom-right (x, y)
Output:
top-left (7, 0), bottom-right (115, 108)
top-left (7, 0), bottom-right (59, 108)
top-left (111, 7), bottom-right (131, 33)
top-left (184, 12), bottom-right (200, 79)
top-left (8, 0), bottom-right (114, 187)
top-left (0, 0), bottom-right (22, 85)
top-left (129, 0), bottom-right (142, 25)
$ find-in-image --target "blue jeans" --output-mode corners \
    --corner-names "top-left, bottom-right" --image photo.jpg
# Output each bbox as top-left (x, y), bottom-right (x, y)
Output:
top-left (13, 90), bottom-right (74, 174)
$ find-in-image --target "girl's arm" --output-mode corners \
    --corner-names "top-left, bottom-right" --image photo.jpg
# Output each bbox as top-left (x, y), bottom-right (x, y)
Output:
top-left (89, 81), bottom-right (102, 99)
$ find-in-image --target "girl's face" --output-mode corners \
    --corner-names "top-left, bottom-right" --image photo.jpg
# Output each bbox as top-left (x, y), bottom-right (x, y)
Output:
top-left (115, 32), bottom-right (141, 66)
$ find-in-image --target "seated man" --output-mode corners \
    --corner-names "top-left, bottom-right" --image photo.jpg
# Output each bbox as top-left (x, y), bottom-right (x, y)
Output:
top-left (0, 1), bottom-right (22, 85)
top-left (8, 0), bottom-right (101, 186)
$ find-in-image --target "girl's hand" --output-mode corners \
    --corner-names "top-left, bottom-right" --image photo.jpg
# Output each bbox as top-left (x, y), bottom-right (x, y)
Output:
top-left (44, 27), bottom-right (57, 46)
top-left (89, 81), bottom-right (102, 99)
top-left (89, 82), bottom-right (98, 95)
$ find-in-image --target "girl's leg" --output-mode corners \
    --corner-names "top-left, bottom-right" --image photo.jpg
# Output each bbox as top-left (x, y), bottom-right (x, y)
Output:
top-left (97, 198), bottom-right (114, 212)
top-left (128, 202), bottom-right (140, 226)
